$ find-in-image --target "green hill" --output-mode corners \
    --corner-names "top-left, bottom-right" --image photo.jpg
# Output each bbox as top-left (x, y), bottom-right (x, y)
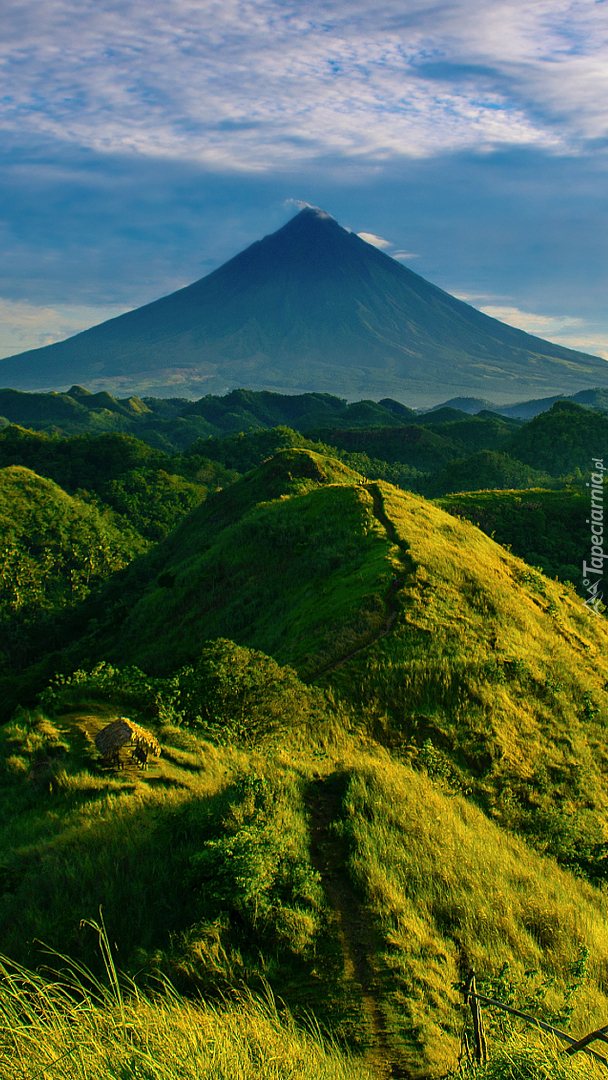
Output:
top-left (425, 449), bottom-right (555, 496)
top-left (0, 464), bottom-right (146, 626)
top-left (505, 399), bottom-right (608, 476)
top-left (3, 441), bottom-right (608, 1078)
top-left (71, 449), bottom-right (608, 859)
top-left (0, 426), bottom-right (236, 541)
top-left (0, 464), bottom-right (148, 685)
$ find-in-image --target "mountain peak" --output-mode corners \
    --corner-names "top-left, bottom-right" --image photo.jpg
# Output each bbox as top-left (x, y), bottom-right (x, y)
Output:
top-left (291, 205), bottom-right (336, 222)
top-left (1, 208), bottom-right (606, 405)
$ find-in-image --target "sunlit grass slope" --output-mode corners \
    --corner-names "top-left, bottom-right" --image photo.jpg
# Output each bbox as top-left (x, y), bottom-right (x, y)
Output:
top-left (435, 487), bottom-right (587, 581)
top-left (4, 701), bottom-right (608, 1077)
top-left (94, 450), bottom-right (608, 857)
top-left (340, 758), bottom-right (608, 1075)
top-left (327, 480), bottom-right (608, 861)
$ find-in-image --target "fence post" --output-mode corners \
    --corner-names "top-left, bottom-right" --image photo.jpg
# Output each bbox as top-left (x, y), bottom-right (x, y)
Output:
top-left (464, 968), bottom-right (488, 1065)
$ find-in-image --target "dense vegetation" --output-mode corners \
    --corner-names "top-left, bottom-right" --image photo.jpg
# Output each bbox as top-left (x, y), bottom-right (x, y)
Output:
top-left (1, 387), bottom-right (606, 1079)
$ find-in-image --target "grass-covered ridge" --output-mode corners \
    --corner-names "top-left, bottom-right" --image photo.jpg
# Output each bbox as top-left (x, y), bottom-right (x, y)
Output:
top-left (92, 448), bottom-right (399, 675)
top-left (38, 447), bottom-right (608, 869)
top-left (3, 686), bottom-right (608, 1077)
top-left (2, 427), bottom-right (607, 1079)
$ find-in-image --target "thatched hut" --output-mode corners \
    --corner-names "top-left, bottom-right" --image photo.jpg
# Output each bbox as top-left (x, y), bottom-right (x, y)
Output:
top-left (94, 717), bottom-right (161, 769)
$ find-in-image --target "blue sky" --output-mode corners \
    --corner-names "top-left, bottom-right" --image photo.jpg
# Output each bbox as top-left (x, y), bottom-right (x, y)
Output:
top-left (1, 0), bottom-right (608, 370)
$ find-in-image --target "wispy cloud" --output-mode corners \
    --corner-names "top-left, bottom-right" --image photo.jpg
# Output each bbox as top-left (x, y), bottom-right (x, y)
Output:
top-left (357, 232), bottom-right (392, 248)
top-left (0, 297), bottom-right (130, 359)
top-left (454, 296), bottom-right (608, 360)
top-left (0, 0), bottom-right (606, 172)
top-left (474, 303), bottom-right (584, 334)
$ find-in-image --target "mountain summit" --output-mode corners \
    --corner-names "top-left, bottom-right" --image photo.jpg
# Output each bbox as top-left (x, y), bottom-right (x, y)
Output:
top-left (2, 206), bottom-right (606, 405)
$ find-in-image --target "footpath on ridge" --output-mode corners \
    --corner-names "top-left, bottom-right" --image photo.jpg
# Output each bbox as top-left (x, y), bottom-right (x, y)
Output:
top-left (305, 774), bottom-right (411, 1080)
top-left (313, 482), bottom-right (413, 679)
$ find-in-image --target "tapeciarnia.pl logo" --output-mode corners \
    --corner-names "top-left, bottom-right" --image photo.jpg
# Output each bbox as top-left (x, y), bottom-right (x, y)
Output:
top-left (582, 458), bottom-right (606, 615)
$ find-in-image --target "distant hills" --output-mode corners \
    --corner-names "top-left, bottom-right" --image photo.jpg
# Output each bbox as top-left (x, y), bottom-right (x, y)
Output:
top-left (1, 207), bottom-right (607, 406)
top-left (3, 382), bottom-right (608, 452)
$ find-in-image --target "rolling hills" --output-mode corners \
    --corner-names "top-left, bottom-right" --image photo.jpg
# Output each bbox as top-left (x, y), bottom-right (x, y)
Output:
top-left (1, 208), bottom-right (607, 404)
top-left (67, 447), bottom-right (608, 862)
top-left (1, 416), bottom-right (607, 1079)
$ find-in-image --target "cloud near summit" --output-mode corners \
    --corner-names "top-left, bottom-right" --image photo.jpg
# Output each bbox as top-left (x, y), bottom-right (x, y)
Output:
top-left (1, 0), bottom-right (607, 172)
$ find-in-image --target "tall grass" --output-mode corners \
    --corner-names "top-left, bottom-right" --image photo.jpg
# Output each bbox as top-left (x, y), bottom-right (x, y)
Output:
top-left (339, 758), bottom-right (608, 1076)
top-left (467, 1030), bottom-right (608, 1080)
top-left (0, 936), bottom-right (372, 1080)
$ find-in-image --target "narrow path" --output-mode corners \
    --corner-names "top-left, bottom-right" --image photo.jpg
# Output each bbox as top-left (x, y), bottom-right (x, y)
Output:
top-left (305, 774), bottom-right (410, 1080)
top-left (313, 483), bottom-right (414, 678)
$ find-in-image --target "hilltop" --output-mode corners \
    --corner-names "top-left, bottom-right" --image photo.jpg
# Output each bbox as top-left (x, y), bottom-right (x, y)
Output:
top-left (63, 447), bottom-right (608, 860)
top-left (1, 208), bottom-right (607, 404)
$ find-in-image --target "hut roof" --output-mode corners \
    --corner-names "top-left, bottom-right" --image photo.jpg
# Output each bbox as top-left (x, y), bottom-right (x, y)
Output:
top-left (94, 717), bottom-right (161, 757)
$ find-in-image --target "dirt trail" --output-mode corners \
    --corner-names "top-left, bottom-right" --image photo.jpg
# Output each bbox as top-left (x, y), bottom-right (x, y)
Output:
top-left (305, 774), bottom-right (410, 1080)
top-left (314, 482), bottom-right (413, 678)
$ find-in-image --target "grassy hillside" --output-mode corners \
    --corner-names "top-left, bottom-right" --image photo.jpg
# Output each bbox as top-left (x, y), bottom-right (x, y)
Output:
top-left (3, 684), bottom-right (608, 1077)
top-left (2, 436), bottom-right (607, 1078)
top-left (435, 488), bottom-right (587, 582)
top-left (0, 465), bottom-right (147, 662)
top-left (52, 449), bottom-right (607, 866)
top-left (96, 448), bottom-right (393, 676)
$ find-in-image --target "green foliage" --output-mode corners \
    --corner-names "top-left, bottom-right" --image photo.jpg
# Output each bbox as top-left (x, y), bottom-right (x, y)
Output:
top-left (506, 400), bottom-right (608, 478)
top-left (0, 466), bottom-right (146, 668)
top-left (462, 1030), bottom-right (606, 1080)
top-left (425, 451), bottom-right (555, 496)
top-left (0, 426), bottom-right (224, 540)
top-left (38, 662), bottom-right (181, 724)
top-left (38, 641), bottom-right (339, 744)
top-left (174, 640), bottom-right (333, 738)
top-left (176, 771), bottom-right (325, 979)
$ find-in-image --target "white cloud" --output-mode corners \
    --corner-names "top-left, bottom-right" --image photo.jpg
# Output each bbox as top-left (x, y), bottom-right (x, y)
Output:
top-left (392, 251), bottom-right (420, 260)
top-left (357, 232), bottom-right (392, 248)
top-left (0, 297), bottom-right (130, 359)
top-left (476, 304), bottom-right (584, 334)
top-left (0, 0), bottom-right (605, 171)
top-left (458, 299), bottom-right (608, 360)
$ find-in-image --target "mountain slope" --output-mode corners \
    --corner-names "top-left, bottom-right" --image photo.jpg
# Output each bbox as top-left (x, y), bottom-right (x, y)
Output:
top-left (80, 449), bottom-right (608, 858)
top-left (1, 208), bottom-right (606, 405)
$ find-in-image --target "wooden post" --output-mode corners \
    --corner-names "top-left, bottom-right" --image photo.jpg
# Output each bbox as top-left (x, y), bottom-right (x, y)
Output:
top-left (464, 968), bottom-right (488, 1065)
top-left (564, 1026), bottom-right (608, 1057)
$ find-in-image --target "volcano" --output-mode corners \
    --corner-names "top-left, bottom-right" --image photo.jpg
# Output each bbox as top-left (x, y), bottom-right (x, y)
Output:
top-left (1, 206), bottom-right (606, 406)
